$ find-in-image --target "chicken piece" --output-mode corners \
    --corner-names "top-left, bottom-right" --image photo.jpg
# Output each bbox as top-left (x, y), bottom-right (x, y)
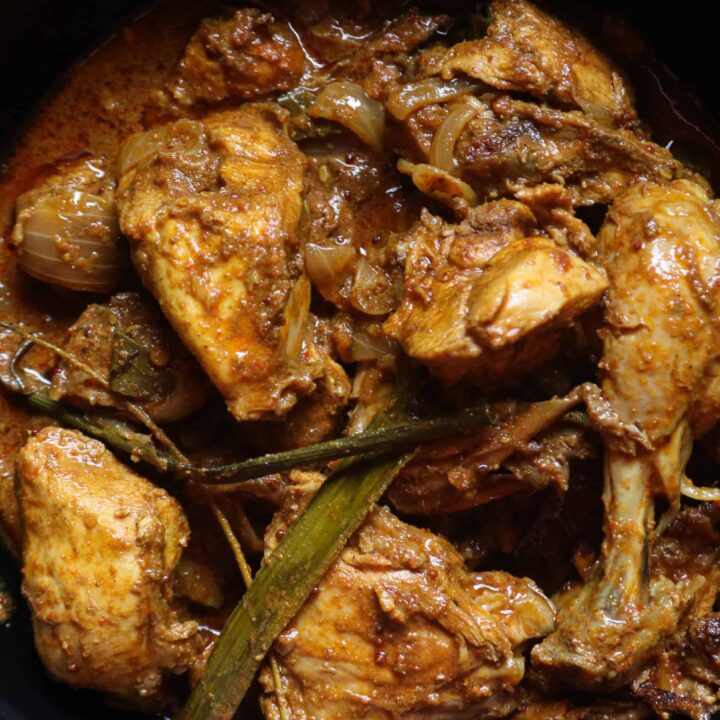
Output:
top-left (533, 180), bottom-right (720, 690)
top-left (426, 0), bottom-right (636, 127)
top-left (164, 8), bottom-right (305, 109)
top-left (635, 612), bottom-right (720, 720)
top-left (384, 201), bottom-right (608, 387)
top-left (512, 699), bottom-right (653, 719)
top-left (260, 505), bottom-right (555, 719)
top-left (117, 105), bottom-right (322, 420)
top-left (390, 390), bottom-right (595, 515)
top-left (299, 8), bottom-right (449, 97)
top-left (17, 427), bottom-right (201, 701)
top-left (462, 98), bottom-right (694, 207)
top-left (243, 347), bottom-right (352, 451)
top-left (398, 95), bottom-right (689, 207)
top-left (632, 505), bottom-right (720, 719)
top-left (51, 292), bottom-right (209, 423)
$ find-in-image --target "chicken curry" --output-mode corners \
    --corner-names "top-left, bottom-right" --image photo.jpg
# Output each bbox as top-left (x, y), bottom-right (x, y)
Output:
top-left (1, 1), bottom-right (720, 718)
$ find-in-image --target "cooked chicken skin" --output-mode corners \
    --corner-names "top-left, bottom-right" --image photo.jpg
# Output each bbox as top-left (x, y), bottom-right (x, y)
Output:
top-left (534, 180), bottom-right (720, 690)
top-left (428, 0), bottom-right (636, 127)
top-left (599, 180), bottom-right (720, 445)
top-left (385, 201), bottom-right (607, 386)
top-left (459, 97), bottom-right (686, 206)
top-left (117, 105), bottom-right (322, 420)
top-left (260, 506), bottom-right (555, 719)
top-left (17, 427), bottom-right (201, 700)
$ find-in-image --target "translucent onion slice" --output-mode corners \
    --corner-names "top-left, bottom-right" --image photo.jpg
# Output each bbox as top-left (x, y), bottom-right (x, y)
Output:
top-left (305, 241), bottom-right (356, 297)
top-left (350, 258), bottom-right (396, 316)
top-left (351, 326), bottom-right (397, 361)
top-left (429, 97), bottom-right (484, 173)
top-left (18, 192), bottom-right (125, 293)
top-left (309, 81), bottom-right (386, 151)
top-left (116, 128), bottom-right (167, 176)
top-left (681, 476), bottom-right (720, 502)
top-left (281, 275), bottom-right (313, 363)
top-left (386, 78), bottom-right (479, 120)
top-left (397, 159), bottom-right (478, 209)
top-left (147, 368), bottom-right (208, 424)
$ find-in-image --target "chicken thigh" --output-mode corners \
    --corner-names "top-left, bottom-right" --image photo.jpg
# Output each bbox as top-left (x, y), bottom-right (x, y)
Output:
top-left (17, 427), bottom-right (201, 701)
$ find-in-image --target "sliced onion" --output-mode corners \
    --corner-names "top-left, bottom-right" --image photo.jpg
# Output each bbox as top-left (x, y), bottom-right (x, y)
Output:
top-left (397, 159), bottom-right (478, 209)
top-left (282, 275), bottom-right (312, 362)
top-left (116, 128), bottom-right (166, 176)
top-left (351, 326), bottom-right (397, 361)
top-left (681, 477), bottom-right (720, 502)
top-left (147, 367), bottom-right (208, 424)
top-left (429, 97), bottom-right (484, 172)
top-left (309, 81), bottom-right (386, 151)
top-left (386, 78), bottom-right (479, 120)
top-left (350, 258), bottom-right (396, 316)
top-left (18, 192), bottom-right (125, 293)
top-left (305, 242), bottom-right (356, 296)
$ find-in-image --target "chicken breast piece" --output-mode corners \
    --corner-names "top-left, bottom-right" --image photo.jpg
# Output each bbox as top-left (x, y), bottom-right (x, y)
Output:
top-left (17, 427), bottom-right (201, 701)
top-left (260, 505), bottom-right (555, 719)
top-left (117, 105), bottom-right (320, 420)
top-left (428, 0), bottom-right (636, 126)
top-left (384, 202), bottom-right (608, 386)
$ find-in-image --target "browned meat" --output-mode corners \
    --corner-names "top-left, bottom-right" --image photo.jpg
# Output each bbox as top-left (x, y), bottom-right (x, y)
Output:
top-left (631, 505), bottom-right (720, 719)
top-left (299, 8), bottom-right (449, 96)
top-left (512, 699), bottom-right (652, 719)
top-left (533, 180), bottom-right (720, 690)
top-left (384, 201), bottom-right (607, 387)
top-left (17, 427), bottom-right (201, 702)
top-left (424, 0), bottom-right (636, 127)
top-left (390, 391), bottom-right (596, 515)
top-left (413, 94), bottom-right (689, 207)
top-left (260, 505), bottom-right (555, 719)
top-left (634, 612), bottom-right (720, 720)
top-left (117, 105), bottom-right (330, 421)
top-left (599, 183), bottom-right (720, 447)
top-left (51, 292), bottom-right (209, 423)
top-left (244, 346), bottom-right (352, 451)
top-left (164, 8), bottom-right (305, 108)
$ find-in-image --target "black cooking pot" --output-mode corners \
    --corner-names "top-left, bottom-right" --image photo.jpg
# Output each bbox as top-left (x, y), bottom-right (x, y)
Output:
top-left (0, 2), bottom-right (719, 718)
